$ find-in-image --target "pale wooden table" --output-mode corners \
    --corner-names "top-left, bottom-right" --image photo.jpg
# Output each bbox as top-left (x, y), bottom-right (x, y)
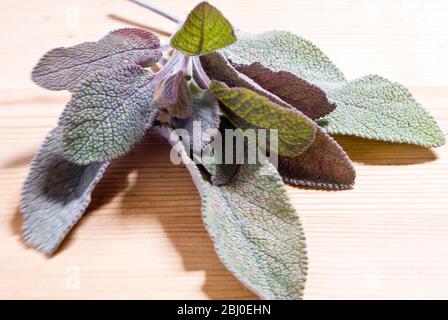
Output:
top-left (0, 0), bottom-right (447, 299)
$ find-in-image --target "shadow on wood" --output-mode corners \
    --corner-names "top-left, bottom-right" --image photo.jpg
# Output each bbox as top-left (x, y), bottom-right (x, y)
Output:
top-left (10, 129), bottom-right (438, 298)
top-left (10, 207), bottom-right (28, 251)
top-left (9, 131), bottom-right (255, 299)
top-left (114, 132), bottom-right (257, 299)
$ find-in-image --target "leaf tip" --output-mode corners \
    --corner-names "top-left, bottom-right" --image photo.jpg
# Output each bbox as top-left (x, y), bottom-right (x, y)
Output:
top-left (171, 1), bottom-right (236, 56)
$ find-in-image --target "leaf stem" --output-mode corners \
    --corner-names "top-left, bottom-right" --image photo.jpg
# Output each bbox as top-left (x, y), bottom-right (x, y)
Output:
top-left (153, 51), bottom-right (181, 82)
top-left (192, 56), bottom-right (211, 88)
top-left (179, 54), bottom-right (190, 71)
top-left (128, 0), bottom-right (182, 24)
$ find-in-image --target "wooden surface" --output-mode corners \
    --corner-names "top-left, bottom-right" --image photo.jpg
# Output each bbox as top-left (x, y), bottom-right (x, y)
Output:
top-left (0, 0), bottom-right (447, 299)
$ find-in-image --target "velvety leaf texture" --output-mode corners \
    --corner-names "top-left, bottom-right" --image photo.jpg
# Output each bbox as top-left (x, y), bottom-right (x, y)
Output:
top-left (317, 75), bottom-right (446, 147)
top-left (209, 80), bottom-right (316, 157)
top-left (203, 117), bottom-right (242, 186)
top-left (279, 130), bottom-right (356, 189)
top-left (220, 30), bottom-right (445, 147)
top-left (155, 71), bottom-right (193, 119)
top-left (171, 84), bottom-right (220, 151)
top-left (21, 128), bottom-right (109, 254)
top-left (202, 52), bottom-right (356, 189)
top-left (170, 2), bottom-right (236, 56)
top-left (202, 49), bottom-right (288, 104)
top-left (222, 108), bottom-right (355, 189)
top-left (209, 159), bottom-right (240, 186)
top-left (236, 62), bottom-right (336, 120)
top-left (159, 128), bottom-right (308, 300)
top-left (32, 28), bottom-right (162, 91)
top-left (62, 65), bottom-right (158, 164)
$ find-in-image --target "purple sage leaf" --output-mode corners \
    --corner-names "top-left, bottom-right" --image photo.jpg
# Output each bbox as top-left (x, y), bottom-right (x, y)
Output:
top-left (221, 31), bottom-right (445, 147)
top-left (159, 127), bottom-right (307, 300)
top-left (202, 52), bottom-right (355, 189)
top-left (155, 71), bottom-right (193, 119)
top-left (235, 62), bottom-right (336, 119)
top-left (32, 28), bottom-right (162, 91)
top-left (171, 84), bottom-right (220, 151)
top-left (279, 130), bottom-right (355, 189)
top-left (21, 128), bottom-right (109, 254)
top-left (62, 65), bottom-right (159, 165)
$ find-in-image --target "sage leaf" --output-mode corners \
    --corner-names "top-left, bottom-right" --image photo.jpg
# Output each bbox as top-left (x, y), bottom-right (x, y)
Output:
top-left (317, 75), bottom-right (446, 147)
top-left (62, 65), bottom-right (158, 165)
top-left (202, 117), bottom-right (242, 186)
top-left (32, 28), bottom-right (162, 91)
top-left (208, 157), bottom-right (240, 186)
top-left (155, 71), bottom-right (193, 119)
top-left (21, 128), bottom-right (109, 254)
top-left (209, 80), bottom-right (316, 157)
top-left (202, 52), bottom-right (356, 189)
top-left (220, 30), bottom-right (445, 147)
top-left (236, 62), bottom-right (336, 120)
top-left (170, 2), bottom-right (236, 56)
top-left (171, 83), bottom-right (220, 151)
top-left (159, 127), bottom-right (308, 300)
top-left (279, 130), bottom-right (356, 189)
top-left (221, 110), bottom-right (355, 189)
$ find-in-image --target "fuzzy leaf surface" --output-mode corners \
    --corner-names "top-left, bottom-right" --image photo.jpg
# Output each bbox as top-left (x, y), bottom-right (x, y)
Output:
top-left (171, 84), bottom-right (220, 151)
top-left (21, 128), bottom-right (109, 254)
top-left (317, 75), bottom-right (446, 147)
top-left (159, 127), bottom-right (308, 300)
top-left (236, 62), bottom-right (335, 119)
top-left (203, 117), bottom-right (242, 186)
top-left (170, 2), bottom-right (236, 56)
top-left (209, 81), bottom-right (316, 157)
top-left (32, 28), bottom-right (162, 91)
top-left (202, 53), bottom-right (356, 189)
top-left (279, 130), bottom-right (355, 189)
top-left (62, 65), bottom-right (158, 164)
top-left (155, 71), bottom-right (193, 119)
top-left (220, 31), bottom-right (445, 147)
top-left (223, 109), bottom-right (356, 189)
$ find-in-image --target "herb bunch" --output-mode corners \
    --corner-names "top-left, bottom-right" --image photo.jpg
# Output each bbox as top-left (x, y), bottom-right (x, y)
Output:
top-left (21, 1), bottom-right (444, 299)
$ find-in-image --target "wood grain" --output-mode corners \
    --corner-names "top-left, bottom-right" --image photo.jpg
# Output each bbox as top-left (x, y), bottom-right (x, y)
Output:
top-left (0, 0), bottom-right (447, 299)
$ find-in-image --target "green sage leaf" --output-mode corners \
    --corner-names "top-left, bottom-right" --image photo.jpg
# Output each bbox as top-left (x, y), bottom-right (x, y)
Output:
top-left (62, 65), bottom-right (158, 165)
top-left (209, 80), bottom-right (316, 157)
top-left (32, 28), bottom-right (162, 91)
top-left (21, 128), bottom-right (109, 254)
top-left (220, 30), bottom-right (444, 147)
top-left (170, 2), bottom-right (236, 56)
top-left (202, 52), bottom-right (356, 189)
top-left (317, 75), bottom-right (446, 147)
top-left (159, 127), bottom-right (308, 300)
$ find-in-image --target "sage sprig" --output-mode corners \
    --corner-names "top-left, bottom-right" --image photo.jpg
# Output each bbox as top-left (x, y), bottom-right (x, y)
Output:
top-left (20, 1), bottom-right (444, 300)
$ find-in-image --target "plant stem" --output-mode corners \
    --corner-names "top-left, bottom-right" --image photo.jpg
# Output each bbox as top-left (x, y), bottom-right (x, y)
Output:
top-left (128, 0), bottom-right (182, 24)
top-left (192, 56), bottom-right (211, 89)
top-left (153, 51), bottom-right (181, 82)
